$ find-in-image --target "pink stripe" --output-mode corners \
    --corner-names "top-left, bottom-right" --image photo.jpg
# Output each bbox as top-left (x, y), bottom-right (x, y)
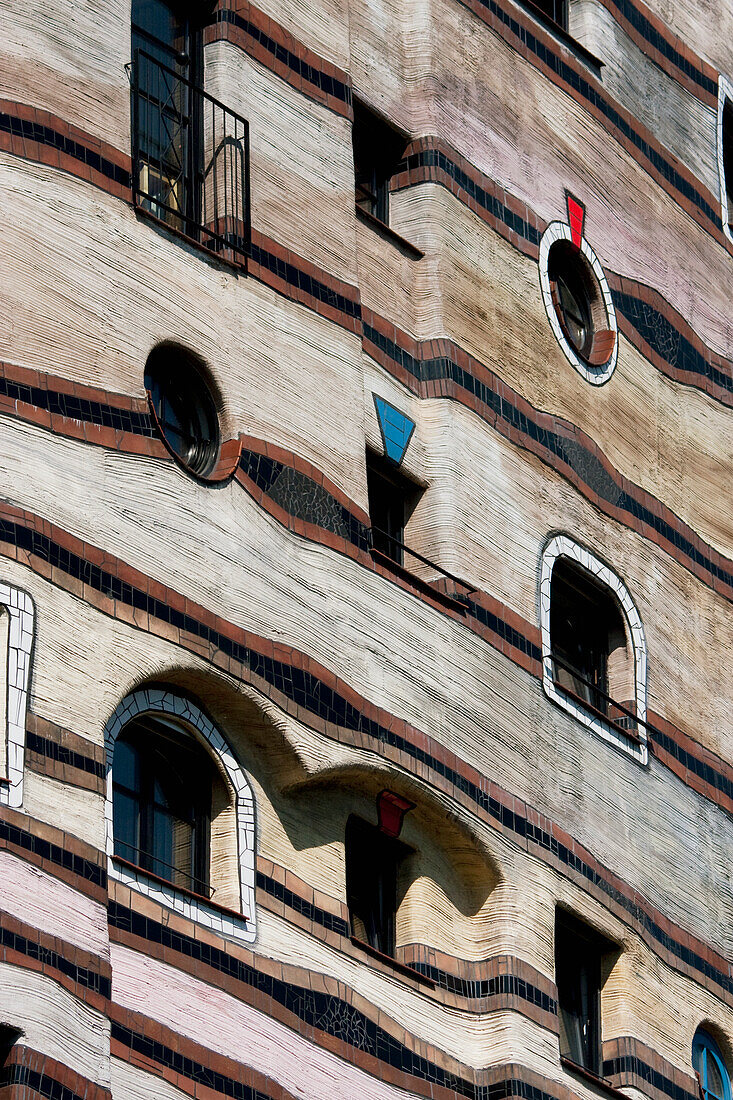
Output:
top-left (0, 851), bottom-right (108, 958)
top-left (110, 944), bottom-right (425, 1100)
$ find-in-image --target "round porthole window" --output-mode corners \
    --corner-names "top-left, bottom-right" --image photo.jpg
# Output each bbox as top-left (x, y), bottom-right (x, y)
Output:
top-left (144, 345), bottom-right (220, 477)
top-left (539, 223), bottom-right (618, 385)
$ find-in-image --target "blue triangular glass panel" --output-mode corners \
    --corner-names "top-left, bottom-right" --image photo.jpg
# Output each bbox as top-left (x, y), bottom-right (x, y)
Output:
top-left (373, 394), bottom-right (416, 465)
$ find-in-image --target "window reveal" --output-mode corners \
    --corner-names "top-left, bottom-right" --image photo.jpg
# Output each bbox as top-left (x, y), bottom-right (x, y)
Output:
top-left (556, 911), bottom-right (616, 1075)
top-left (366, 451), bottom-right (421, 566)
top-left (345, 816), bottom-right (411, 958)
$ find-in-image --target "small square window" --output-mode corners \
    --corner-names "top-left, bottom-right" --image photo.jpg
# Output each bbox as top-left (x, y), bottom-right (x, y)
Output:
top-left (345, 816), bottom-right (410, 958)
top-left (353, 102), bottom-right (407, 227)
top-left (366, 451), bottom-right (420, 566)
top-left (556, 911), bottom-right (616, 1075)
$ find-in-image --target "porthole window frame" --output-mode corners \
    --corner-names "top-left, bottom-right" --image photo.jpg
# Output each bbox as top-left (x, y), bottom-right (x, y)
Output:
top-left (539, 222), bottom-right (618, 385)
top-left (693, 1029), bottom-right (733, 1100)
top-left (104, 688), bottom-right (256, 942)
top-left (144, 343), bottom-right (221, 479)
top-left (717, 76), bottom-right (733, 246)
top-left (540, 535), bottom-right (647, 764)
top-left (0, 583), bottom-right (34, 810)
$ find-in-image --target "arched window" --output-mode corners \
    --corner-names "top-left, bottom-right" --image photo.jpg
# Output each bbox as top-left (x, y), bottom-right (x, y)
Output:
top-left (105, 689), bottom-right (256, 941)
top-left (113, 716), bottom-right (216, 895)
top-left (540, 536), bottom-right (647, 763)
top-left (694, 1031), bottom-right (732, 1100)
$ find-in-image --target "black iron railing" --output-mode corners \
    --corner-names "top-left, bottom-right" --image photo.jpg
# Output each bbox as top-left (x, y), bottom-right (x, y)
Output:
top-left (369, 526), bottom-right (475, 597)
top-left (114, 837), bottom-right (214, 898)
top-left (550, 653), bottom-right (644, 743)
top-left (526, 0), bottom-right (568, 29)
top-left (131, 48), bottom-right (250, 267)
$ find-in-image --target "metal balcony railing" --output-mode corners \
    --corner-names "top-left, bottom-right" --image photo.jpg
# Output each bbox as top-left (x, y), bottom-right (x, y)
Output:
top-left (114, 837), bottom-right (214, 899)
top-left (368, 526), bottom-right (475, 600)
top-left (550, 653), bottom-right (643, 743)
top-left (526, 0), bottom-right (568, 29)
top-left (131, 48), bottom-right (251, 267)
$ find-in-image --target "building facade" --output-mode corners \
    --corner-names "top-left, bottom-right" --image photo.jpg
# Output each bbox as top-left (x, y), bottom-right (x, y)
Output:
top-left (0, 0), bottom-right (732, 1098)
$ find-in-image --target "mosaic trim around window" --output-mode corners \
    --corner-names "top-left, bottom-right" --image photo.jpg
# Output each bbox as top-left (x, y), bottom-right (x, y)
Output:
top-left (0, 583), bottom-right (34, 808)
top-left (104, 689), bottom-right (256, 941)
top-left (540, 536), bottom-right (648, 763)
top-left (539, 222), bottom-right (619, 385)
top-left (717, 76), bottom-right (733, 247)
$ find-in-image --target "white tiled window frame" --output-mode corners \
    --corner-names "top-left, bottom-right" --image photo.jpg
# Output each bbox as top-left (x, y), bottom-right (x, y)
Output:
top-left (104, 688), bottom-right (256, 942)
top-left (540, 536), bottom-right (648, 764)
top-left (0, 584), bottom-right (35, 809)
top-left (538, 222), bottom-right (618, 385)
top-left (717, 75), bottom-right (733, 247)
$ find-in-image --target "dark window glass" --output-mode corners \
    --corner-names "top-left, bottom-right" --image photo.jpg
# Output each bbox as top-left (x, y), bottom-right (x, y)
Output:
top-left (346, 816), bottom-right (409, 958)
top-left (145, 345), bottom-right (220, 476)
top-left (132, 0), bottom-right (202, 232)
top-left (556, 912), bottom-right (614, 1074)
top-left (353, 103), bottom-right (407, 226)
top-left (548, 241), bottom-right (594, 358)
top-left (550, 560), bottom-right (626, 716)
top-left (366, 452), bottom-right (419, 566)
top-left (693, 1031), bottom-right (732, 1100)
top-left (0, 1027), bottom-right (20, 1078)
top-left (723, 100), bottom-right (733, 221)
top-left (532, 0), bottom-right (568, 28)
top-left (113, 716), bottom-right (213, 895)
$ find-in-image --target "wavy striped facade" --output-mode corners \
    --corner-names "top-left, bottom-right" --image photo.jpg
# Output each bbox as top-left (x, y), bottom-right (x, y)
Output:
top-left (0, 0), bottom-right (731, 1099)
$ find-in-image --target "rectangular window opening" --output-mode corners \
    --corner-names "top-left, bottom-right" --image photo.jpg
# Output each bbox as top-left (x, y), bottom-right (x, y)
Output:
top-left (366, 451), bottom-right (421, 567)
top-left (353, 101), bottom-right (408, 228)
top-left (556, 910), bottom-right (617, 1076)
top-left (131, 1), bottom-right (251, 265)
top-left (345, 816), bottom-right (410, 959)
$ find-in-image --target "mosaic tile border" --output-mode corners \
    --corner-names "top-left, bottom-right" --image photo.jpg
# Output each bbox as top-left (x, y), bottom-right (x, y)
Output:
top-left (717, 76), bottom-right (733, 247)
top-left (0, 511), bottom-right (730, 1005)
top-left (110, 1010), bottom-right (291, 1100)
top-left (3, 107), bottom-right (731, 410)
top-left (539, 535), bottom-right (647, 763)
top-left (209, 5), bottom-right (352, 117)
top-left (25, 713), bottom-right (106, 795)
top-left (603, 1036), bottom-right (701, 1100)
top-left (360, 314), bottom-right (733, 601)
top-left (0, 889), bottom-right (706, 1100)
top-left (538, 222), bottom-right (619, 385)
top-left (1, 1047), bottom-right (112, 1100)
top-left (0, 364), bottom-right (729, 817)
top-left (0, 583), bottom-right (35, 809)
top-left (104, 689), bottom-right (256, 942)
top-left (255, 855), bottom-right (558, 1019)
top-left (597, 0), bottom-right (717, 103)
top-left (0, 908), bottom-right (111, 1007)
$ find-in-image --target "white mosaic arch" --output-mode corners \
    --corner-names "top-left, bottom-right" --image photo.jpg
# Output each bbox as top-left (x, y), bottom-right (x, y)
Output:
top-left (104, 688), bottom-right (256, 942)
top-left (540, 535), bottom-right (648, 764)
top-left (0, 583), bottom-right (35, 809)
top-left (538, 222), bottom-right (619, 385)
top-left (717, 76), bottom-right (733, 247)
